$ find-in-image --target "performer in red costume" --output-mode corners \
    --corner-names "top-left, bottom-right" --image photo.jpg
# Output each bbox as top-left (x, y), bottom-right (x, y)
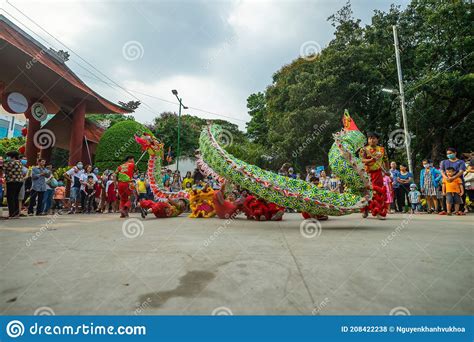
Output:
top-left (213, 182), bottom-right (244, 219)
top-left (359, 132), bottom-right (389, 219)
top-left (243, 195), bottom-right (284, 221)
top-left (139, 199), bottom-right (184, 218)
top-left (116, 155), bottom-right (135, 218)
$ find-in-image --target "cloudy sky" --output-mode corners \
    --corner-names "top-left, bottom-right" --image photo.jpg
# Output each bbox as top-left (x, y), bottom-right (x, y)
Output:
top-left (4, 0), bottom-right (409, 129)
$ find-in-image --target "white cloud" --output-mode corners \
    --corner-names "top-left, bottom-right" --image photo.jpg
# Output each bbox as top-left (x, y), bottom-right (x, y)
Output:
top-left (122, 75), bottom-right (248, 127)
top-left (3, 0), bottom-right (410, 132)
top-left (4, 0), bottom-right (106, 50)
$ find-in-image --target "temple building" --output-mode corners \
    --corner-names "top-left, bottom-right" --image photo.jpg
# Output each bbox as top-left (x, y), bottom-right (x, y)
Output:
top-left (0, 14), bottom-right (132, 166)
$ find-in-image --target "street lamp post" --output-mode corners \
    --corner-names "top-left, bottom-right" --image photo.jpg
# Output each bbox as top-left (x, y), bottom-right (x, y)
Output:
top-left (392, 25), bottom-right (413, 174)
top-left (171, 89), bottom-right (188, 173)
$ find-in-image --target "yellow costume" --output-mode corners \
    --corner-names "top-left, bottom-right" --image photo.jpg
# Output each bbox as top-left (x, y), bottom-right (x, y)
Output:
top-left (188, 187), bottom-right (216, 218)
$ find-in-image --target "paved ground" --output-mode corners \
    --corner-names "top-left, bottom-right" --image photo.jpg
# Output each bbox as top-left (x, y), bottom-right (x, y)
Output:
top-left (0, 211), bottom-right (472, 315)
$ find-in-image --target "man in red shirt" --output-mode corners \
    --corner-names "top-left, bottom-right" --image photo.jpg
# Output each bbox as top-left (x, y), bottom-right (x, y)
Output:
top-left (116, 155), bottom-right (135, 218)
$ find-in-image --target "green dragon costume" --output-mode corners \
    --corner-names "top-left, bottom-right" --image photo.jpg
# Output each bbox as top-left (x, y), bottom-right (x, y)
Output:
top-left (197, 112), bottom-right (372, 216)
top-left (136, 112), bottom-right (372, 217)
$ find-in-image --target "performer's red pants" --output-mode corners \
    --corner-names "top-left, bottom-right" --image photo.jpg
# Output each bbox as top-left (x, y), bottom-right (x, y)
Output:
top-left (118, 182), bottom-right (132, 210)
top-left (367, 169), bottom-right (388, 217)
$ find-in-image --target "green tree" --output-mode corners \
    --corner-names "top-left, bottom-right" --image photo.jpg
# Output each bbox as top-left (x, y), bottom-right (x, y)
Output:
top-left (245, 0), bottom-right (473, 173)
top-left (0, 137), bottom-right (25, 156)
top-left (87, 114), bottom-right (135, 129)
top-left (152, 112), bottom-right (247, 162)
top-left (95, 120), bottom-right (152, 172)
top-left (246, 92), bottom-right (268, 145)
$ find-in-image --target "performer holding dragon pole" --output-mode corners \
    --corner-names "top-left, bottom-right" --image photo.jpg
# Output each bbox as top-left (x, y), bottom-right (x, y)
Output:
top-left (116, 155), bottom-right (135, 218)
top-left (359, 132), bottom-right (389, 219)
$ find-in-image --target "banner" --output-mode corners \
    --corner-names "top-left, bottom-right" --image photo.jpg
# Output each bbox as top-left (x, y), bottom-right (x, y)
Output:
top-left (0, 316), bottom-right (471, 341)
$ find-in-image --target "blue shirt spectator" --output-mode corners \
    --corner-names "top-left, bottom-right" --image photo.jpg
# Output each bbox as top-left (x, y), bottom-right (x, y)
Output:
top-left (419, 166), bottom-right (442, 189)
top-left (31, 166), bottom-right (51, 192)
top-left (440, 159), bottom-right (466, 180)
top-left (397, 170), bottom-right (413, 186)
top-left (390, 168), bottom-right (400, 188)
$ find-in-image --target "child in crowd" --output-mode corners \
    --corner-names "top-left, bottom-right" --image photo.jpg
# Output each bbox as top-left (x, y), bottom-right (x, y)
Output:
top-left (83, 175), bottom-right (96, 214)
top-left (163, 178), bottom-right (171, 192)
top-left (52, 180), bottom-right (66, 213)
top-left (136, 174), bottom-right (148, 201)
top-left (408, 184), bottom-right (421, 214)
top-left (383, 173), bottom-right (393, 211)
top-left (464, 161), bottom-right (474, 212)
top-left (182, 171), bottom-right (194, 189)
top-left (184, 181), bottom-right (193, 193)
top-left (106, 174), bottom-right (118, 213)
top-left (328, 174), bottom-right (341, 193)
top-left (94, 179), bottom-right (102, 212)
top-left (442, 167), bottom-right (464, 215)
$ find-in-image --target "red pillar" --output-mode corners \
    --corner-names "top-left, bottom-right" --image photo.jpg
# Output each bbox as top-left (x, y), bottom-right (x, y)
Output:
top-left (68, 101), bottom-right (86, 166)
top-left (82, 142), bottom-right (92, 166)
top-left (25, 107), bottom-right (41, 166)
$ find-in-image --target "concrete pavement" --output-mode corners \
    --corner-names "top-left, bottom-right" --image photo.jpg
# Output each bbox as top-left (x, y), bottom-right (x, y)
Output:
top-left (0, 212), bottom-right (472, 315)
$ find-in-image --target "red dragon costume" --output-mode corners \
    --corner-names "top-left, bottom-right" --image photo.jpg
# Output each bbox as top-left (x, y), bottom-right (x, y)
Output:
top-left (139, 199), bottom-right (184, 218)
top-left (116, 157), bottom-right (135, 218)
top-left (242, 195), bottom-right (284, 221)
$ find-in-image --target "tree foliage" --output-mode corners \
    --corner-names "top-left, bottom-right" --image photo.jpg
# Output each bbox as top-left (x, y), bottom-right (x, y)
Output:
top-left (245, 0), bottom-right (473, 172)
top-left (0, 137), bottom-right (25, 156)
top-left (95, 120), bottom-right (152, 172)
top-left (152, 112), bottom-right (246, 159)
top-left (87, 114), bottom-right (135, 129)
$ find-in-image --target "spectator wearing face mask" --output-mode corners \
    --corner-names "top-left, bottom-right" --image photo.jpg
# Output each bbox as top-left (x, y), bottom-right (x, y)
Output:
top-left (64, 162), bottom-right (84, 214)
top-left (419, 159), bottom-right (442, 213)
top-left (439, 148), bottom-right (466, 215)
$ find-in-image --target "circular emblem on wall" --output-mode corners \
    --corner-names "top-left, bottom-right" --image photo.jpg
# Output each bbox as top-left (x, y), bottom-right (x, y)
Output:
top-left (3, 92), bottom-right (29, 113)
top-left (30, 102), bottom-right (48, 121)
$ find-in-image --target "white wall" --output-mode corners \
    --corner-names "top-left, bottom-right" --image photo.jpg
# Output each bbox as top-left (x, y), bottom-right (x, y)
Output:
top-left (0, 106), bottom-right (27, 138)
